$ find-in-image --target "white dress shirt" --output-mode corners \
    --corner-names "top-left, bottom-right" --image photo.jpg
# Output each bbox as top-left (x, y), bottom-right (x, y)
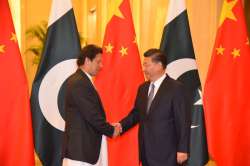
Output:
top-left (148, 74), bottom-right (166, 99)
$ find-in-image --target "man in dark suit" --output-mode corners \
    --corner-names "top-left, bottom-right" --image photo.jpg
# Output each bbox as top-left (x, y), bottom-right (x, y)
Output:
top-left (116, 48), bottom-right (191, 166)
top-left (62, 44), bottom-right (120, 165)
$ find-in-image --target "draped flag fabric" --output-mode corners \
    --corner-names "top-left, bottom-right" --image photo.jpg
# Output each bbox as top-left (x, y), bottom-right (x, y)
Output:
top-left (160, 0), bottom-right (209, 165)
top-left (204, 0), bottom-right (250, 165)
top-left (0, 1), bottom-right (35, 165)
top-left (95, 0), bottom-right (144, 166)
top-left (30, 0), bottom-right (81, 165)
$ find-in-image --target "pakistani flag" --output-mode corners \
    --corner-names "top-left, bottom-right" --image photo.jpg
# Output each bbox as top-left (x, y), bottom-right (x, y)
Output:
top-left (160, 0), bottom-right (209, 165)
top-left (30, 0), bottom-right (81, 165)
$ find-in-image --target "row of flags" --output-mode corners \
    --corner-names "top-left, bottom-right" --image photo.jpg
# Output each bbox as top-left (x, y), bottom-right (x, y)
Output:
top-left (0, 0), bottom-right (249, 166)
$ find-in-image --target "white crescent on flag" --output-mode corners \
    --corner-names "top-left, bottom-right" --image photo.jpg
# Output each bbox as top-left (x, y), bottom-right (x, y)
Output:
top-left (166, 58), bottom-right (197, 79)
top-left (38, 59), bottom-right (77, 131)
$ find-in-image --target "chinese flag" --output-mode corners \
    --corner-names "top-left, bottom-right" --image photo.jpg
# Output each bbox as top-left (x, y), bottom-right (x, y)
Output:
top-left (0, 1), bottom-right (35, 166)
top-left (94, 0), bottom-right (144, 166)
top-left (203, 0), bottom-right (250, 165)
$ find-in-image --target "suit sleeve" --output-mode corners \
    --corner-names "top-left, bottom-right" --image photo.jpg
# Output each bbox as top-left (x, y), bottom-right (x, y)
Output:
top-left (71, 81), bottom-right (114, 138)
top-left (173, 84), bottom-right (191, 153)
top-left (119, 86), bottom-right (141, 134)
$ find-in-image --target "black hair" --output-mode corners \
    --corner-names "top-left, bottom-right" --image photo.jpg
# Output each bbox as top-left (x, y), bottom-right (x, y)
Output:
top-left (144, 48), bottom-right (167, 69)
top-left (77, 44), bottom-right (103, 66)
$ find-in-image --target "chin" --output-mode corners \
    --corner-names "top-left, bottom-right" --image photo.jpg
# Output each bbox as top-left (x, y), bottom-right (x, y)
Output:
top-left (144, 75), bottom-right (150, 81)
top-left (93, 72), bottom-right (99, 76)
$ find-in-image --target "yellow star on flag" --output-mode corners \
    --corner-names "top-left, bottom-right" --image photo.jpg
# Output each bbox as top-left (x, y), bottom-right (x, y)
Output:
top-left (105, 43), bottom-right (114, 53)
top-left (10, 32), bottom-right (17, 42)
top-left (133, 36), bottom-right (137, 43)
top-left (107, 0), bottom-right (124, 22)
top-left (219, 0), bottom-right (237, 26)
top-left (119, 46), bottom-right (128, 57)
top-left (231, 48), bottom-right (240, 58)
top-left (0, 44), bottom-right (5, 54)
top-left (216, 45), bottom-right (225, 55)
top-left (246, 38), bottom-right (249, 45)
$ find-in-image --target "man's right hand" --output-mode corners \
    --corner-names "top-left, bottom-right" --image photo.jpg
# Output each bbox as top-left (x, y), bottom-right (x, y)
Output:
top-left (111, 123), bottom-right (122, 138)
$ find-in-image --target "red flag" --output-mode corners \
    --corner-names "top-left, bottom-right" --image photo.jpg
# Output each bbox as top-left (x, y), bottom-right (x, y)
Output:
top-left (95, 0), bottom-right (144, 166)
top-left (203, 0), bottom-right (250, 165)
top-left (0, 1), bottom-right (35, 165)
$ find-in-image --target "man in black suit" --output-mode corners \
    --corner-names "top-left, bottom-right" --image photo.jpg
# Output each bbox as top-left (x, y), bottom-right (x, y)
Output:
top-left (62, 45), bottom-right (120, 165)
top-left (116, 48), bottom-right (191, 166)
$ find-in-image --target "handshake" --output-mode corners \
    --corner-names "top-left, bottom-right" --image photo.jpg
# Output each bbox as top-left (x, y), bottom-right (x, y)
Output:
top-left (111, 123), bottom-right (122, 138)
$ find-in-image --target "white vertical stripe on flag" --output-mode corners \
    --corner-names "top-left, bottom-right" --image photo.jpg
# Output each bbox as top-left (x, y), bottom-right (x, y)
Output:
top-left (48, 0), bottom-right (72, 26)
top-left (166, 0), bottom-right (185, 25)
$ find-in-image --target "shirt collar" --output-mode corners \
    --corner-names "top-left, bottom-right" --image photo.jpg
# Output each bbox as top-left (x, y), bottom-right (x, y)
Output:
top-left (81, 69), bottom-right (93, 84)
top-left (151, 74), bottom-right (166, 88)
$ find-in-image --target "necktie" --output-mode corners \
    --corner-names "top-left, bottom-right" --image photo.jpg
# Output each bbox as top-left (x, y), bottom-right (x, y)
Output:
top-left (147, 83), bottom-right (155, 114)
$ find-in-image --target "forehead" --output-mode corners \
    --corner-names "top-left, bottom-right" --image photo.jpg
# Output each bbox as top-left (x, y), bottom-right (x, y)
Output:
top-left (143, 57), bottom-right (153, 63)
top-left (93, 53), bottom-right (102, 60)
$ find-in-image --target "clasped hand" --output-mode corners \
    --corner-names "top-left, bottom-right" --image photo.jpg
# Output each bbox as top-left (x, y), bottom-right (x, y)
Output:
top-left (111, 123), bottom-right (122, 138)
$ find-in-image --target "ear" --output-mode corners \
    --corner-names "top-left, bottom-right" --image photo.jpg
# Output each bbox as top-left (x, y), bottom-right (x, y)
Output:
top-left (85, 57), bottom-right (91, 65)
top-left (156, 62), bottom-right (165, 70)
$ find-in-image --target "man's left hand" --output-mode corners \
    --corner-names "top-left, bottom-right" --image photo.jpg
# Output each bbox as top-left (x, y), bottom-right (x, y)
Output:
top-left (177, 152), bottom-right (188, 165)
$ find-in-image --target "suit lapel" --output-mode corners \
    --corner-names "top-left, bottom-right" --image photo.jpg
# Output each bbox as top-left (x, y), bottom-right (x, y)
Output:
top-left (147, 75), bottom-right (170, 115)
top-left (78, 69), bottom-right (105, 112)
top-left (142, 82), bottom-right (150, 117)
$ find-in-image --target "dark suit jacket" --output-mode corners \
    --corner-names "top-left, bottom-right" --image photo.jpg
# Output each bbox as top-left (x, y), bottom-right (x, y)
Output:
top-left (120, 75), bottom-right (191, 166)
top-left (62, 69), bottom-right (114, 164)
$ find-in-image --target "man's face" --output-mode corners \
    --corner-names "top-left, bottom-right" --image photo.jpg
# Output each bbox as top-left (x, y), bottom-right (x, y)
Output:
top-left (88, 53), bottom-right (103, 76)
top-left (143, 57), bottom-right (163, 81)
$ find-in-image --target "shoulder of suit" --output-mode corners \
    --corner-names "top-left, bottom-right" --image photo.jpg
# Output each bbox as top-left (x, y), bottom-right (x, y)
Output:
top-left (66, 70), bottom-right (91, 88)
top-left (139, 81), bottom-right (150, 89)
top-left (165, 75), bottom-right (185, 90)
top-left (166, 75), bottom-right (182, 84)
top-left (136, 81), bottom-right (149, 94)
